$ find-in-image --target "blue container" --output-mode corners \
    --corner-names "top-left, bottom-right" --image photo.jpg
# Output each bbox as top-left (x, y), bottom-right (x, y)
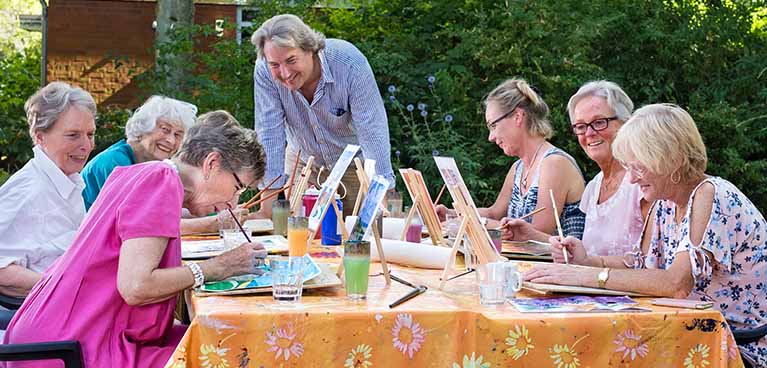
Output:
top-left (321, 198), bottom-right (343, 245)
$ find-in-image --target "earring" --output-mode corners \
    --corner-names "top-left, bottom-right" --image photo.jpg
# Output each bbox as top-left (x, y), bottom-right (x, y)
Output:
top-left (670, 170), bottom-right (681, 184)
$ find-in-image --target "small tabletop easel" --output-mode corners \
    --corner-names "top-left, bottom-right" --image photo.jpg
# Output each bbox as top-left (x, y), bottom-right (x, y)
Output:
top-left (399, 168), bottom-right (445, 245)
top-left (433, 156), bottom-right (504, 290)
top-left (337, 158), bottom-right (391, 285)
top-left (288, 155), bottom-right (315, 216)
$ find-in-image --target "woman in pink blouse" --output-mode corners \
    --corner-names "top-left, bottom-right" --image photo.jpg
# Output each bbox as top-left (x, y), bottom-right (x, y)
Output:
top-left (4, 115), bottom-right (268, 367)
top-left (502, 81), bottom-right (649, 255)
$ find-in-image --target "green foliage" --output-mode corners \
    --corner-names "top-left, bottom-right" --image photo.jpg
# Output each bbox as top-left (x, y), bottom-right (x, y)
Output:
top-left (0, 46), bottom-right (40, 171)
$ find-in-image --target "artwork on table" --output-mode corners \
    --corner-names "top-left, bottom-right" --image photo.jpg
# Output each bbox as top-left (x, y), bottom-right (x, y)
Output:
top-left (349, 175), bottom-right (389, 241)
top-left (399, 168), bottom-right (443, 244)
top-left (308, 145), bottom-right (360, 232)
top-left (509, 296), bottom-right (651, 313)
top-left (199, 254), bottom-right (321, 292)
top-left (181, 235), bottom-right (288, 259)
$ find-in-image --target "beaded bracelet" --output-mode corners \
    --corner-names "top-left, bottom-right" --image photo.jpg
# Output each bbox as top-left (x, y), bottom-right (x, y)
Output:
top-left (187, 262), bottom-right (205, 288)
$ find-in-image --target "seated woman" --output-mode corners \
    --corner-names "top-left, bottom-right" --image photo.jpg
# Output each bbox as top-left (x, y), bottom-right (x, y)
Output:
top-left (0, 82), bottom-right (96, 297)
top-left (4, 117), bottom-right (269, 367)
top-left (526, 104), bottom-right (767, 367)
top-left (440, 78), bottom-right (585, 238)
top-left (81, 95), bottom-right (196, 210)
top-left (503, 81), bottom-right (649, 253)
top-left (82, 100), bottom-right (244, 234)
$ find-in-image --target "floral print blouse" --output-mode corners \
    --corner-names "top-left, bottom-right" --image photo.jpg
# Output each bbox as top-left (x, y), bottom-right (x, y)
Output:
top-left (629, 177), bottom-right (767, 365)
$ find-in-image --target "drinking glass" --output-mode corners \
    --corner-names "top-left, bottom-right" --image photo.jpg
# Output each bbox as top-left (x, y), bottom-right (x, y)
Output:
top-left (288, 216), bottom-right (310, 257)
top-left (343, 240), bottom-right (371, 300)
top-left (270, 256), bottom-right (305, 302)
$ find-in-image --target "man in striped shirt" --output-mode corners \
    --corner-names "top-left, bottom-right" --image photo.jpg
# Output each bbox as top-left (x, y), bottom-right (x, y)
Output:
top-left (250, 14), bottom-right (394, 218)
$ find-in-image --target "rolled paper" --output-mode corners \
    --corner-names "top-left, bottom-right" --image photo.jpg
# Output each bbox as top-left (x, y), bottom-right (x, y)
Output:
top-left (382, 218), bottom-right (407, 240)
top-left (370, 239), bottom-right (452, 269)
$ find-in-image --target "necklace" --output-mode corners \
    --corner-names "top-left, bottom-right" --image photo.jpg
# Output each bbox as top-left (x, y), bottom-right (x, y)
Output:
top-left (521, 141), bottom-right (546, 190)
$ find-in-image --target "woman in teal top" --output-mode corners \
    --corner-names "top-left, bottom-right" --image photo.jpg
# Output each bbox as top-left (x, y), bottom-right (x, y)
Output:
top-left (81, 95), bottom-right (196, 210)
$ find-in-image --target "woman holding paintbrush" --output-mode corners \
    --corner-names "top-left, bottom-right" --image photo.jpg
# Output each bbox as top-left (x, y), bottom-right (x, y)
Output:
top-left (5, 119), bottom-right (268, 367)
top-left (527, 104), bottom-right (767, 367)
top-left (438, 78), bottom-right (586, 238)
top-left (502, 81), bottom-right (649, 256)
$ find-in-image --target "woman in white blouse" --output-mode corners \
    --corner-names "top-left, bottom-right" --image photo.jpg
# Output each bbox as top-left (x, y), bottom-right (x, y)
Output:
top-left (0, 82), bottom-right (97, 297)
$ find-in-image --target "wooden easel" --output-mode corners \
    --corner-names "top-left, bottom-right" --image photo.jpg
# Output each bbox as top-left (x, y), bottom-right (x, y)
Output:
top-left (399, 168), bottom-right (445, 245)
top-left (336, 158), bottom-right (391, 285)
top-left (433, 157), bottom-right (504, 290)
top-left (289, 156), bottom-right (315, 215)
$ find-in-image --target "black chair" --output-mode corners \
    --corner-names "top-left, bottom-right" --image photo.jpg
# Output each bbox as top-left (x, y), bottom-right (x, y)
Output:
top-left (731, 324), bottom-right (767, 368)
top-left (0, 341), bottom-right (84, 368)
top-left (0, 294), bottom-right (23, 310)
top-left (0, 309), bottom-right (15, 330)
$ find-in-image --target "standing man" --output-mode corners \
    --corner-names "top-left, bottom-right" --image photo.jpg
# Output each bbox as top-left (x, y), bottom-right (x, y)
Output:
top-left (250, 14), bottom-right (394, 218)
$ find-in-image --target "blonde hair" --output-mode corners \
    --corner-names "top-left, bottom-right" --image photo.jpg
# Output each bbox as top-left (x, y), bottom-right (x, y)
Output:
top-left (612, 103), bottom-right (707, 182)
top-left (484, 78), bottom-right (552, 139)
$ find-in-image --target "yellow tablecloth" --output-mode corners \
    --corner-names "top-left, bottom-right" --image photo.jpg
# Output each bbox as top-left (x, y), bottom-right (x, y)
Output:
top-left (166, 252), bottom-right (744, 368)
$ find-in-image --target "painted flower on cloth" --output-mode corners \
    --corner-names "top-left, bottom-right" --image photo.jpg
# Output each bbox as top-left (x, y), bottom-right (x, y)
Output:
top-left (613, 329), bottom-right (649, 361)
top-left (452, 352), bottom-right (491, 368)
top-left (265, 323), bottom-right (305, 361)
top-left (392, 313), bottom-right (426, 359)
top-left (550, 344), bottom-right (580, 368)
top-left (504, 325), bottom-right (534, 360)
top-left (344, 344), bottom-right (373, 368)
top-left (684, 344), bottom-right (710, 368)
top-left (199, 344), bottom-right (230, 368)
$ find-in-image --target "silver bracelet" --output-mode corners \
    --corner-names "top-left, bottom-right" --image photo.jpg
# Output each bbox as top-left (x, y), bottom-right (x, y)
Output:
top-left (187, 262), bottom-right (204, 288)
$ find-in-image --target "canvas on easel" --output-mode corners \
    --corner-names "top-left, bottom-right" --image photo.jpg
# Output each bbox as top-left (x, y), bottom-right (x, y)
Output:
top-left (288, 155), bottom-right (315, 216)
top-left (399, 168), bottom-right (444, 245)
top-left (433, 156), bottom-right (504, 290)
top-left (306, 145), bottom-right (360, 236)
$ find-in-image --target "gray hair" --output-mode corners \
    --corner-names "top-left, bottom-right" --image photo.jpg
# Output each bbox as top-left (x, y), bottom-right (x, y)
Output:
top-left (251, 14), bottom-right (326, 59)
top-left (194, 110), bottom-right (241, 129)
top-left (125, 95), bottom-right (197, 140)
top-left (567, 80), bottom-right (634, 123)
top-left (177, 111), bottom-right (266, 183)
top-left (484, 78), bottom-right (553, 139)
top-left (24, 81), bottom-right (97, 139)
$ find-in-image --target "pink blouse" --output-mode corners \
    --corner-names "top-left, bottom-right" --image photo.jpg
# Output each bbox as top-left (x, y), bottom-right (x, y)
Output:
top-left (579, 172), bottom-right (645, 257)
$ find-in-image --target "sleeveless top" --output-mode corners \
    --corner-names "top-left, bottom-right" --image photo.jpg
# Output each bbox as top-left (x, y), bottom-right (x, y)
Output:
top-left (507, 146), bottom-right (586, 239)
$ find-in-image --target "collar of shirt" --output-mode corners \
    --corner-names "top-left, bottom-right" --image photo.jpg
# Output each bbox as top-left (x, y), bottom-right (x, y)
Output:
top-left (317, 49), bottom-right (335, 86)
top-left (32, 145), bottom-right (86, 200)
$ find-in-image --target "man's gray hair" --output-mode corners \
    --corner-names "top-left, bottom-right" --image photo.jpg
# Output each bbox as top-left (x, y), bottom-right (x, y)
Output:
top-left (177, 110), bottom-right (266, 183)
top-left (567, 80), bottom-right (634, 124)
top-left (24, 81), bottom-right (97, 139)
top-left (125, 95), bottom-right (197, 140)
top-left (251, 14), bottom-right (326, 59)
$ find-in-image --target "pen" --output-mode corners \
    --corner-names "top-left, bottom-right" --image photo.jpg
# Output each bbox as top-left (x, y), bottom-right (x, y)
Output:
top-left (389, 286), bottom-right (427, 308)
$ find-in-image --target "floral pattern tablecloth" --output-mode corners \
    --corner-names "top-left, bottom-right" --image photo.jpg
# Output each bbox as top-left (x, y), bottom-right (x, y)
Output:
top-left (166, 252), bottom-right (744, 368)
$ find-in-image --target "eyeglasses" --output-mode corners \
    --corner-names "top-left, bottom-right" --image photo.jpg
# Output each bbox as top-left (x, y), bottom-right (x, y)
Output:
top-left (232, 171), bottom-right (247, 196)
top-left (486, 108), bottom-right (517, 132)
top-left (571, 116), bottom-right (618, 135)
top-left (620, 162), bottom-right (647, 180)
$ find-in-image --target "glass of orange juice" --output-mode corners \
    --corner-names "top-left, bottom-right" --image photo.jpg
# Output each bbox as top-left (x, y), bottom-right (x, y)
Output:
top-left (288, 216), bottom-right (310, 257)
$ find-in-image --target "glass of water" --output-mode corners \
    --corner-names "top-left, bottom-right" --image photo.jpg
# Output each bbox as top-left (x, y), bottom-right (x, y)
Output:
top-left (270, 256), bottom-right (305, 302)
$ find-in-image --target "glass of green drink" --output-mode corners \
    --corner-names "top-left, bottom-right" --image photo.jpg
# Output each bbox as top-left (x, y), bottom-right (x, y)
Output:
top-left (343, 240), bottom-right (371, 300)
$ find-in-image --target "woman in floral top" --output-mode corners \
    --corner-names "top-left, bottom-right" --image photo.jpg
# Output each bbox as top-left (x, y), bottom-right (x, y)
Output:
top-left (525, 103), bottom-right (767, 367)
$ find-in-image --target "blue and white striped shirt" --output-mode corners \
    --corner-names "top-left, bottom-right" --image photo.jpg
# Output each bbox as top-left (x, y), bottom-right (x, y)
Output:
top-left (253, 39), bottom-right (394, 188)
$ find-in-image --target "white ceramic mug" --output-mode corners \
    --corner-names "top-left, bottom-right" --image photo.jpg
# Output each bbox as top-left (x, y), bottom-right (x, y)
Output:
top-left (502, 262), bottom-right (523, 298)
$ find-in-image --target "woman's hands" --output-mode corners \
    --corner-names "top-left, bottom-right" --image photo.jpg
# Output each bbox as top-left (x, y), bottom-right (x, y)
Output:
top-left (204, 242), bottom-right (268, 280)
top-left (549, 235), bottom-right (589, 265)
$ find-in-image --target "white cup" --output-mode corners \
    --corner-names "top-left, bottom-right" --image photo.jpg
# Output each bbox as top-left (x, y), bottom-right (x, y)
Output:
top-left (382, 217), bottom-right (406, 240)
top-left (502, 262), bottom-right (523, 298)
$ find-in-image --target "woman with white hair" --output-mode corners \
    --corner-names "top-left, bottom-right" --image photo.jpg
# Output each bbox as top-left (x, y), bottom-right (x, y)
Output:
top-left (502, 81), bottom-right (649, 255)
top-left (0, 82), bottom-right (96, 297)
top-left (5, 117), bottom-right (268, 367)
top-left (526, 104), bottom-right (767, 367)
top-left (81, 95), bottom-right (196, 210)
